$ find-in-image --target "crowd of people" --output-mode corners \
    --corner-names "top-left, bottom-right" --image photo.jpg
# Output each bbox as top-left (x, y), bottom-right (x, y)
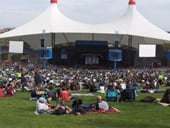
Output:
top-left (0, 62), bottom-right (170, 115)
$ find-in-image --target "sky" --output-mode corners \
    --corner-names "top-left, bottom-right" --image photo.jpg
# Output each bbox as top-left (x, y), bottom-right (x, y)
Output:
top-left (0, 0), bottom-right (170, 31)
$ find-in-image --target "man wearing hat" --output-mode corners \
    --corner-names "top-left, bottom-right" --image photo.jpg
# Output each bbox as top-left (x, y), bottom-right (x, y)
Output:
top-left (35, 97), bottom-right (49, 114)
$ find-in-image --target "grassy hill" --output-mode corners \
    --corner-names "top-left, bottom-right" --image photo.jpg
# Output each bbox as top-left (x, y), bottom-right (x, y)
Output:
top-left (0, 91), bottom-right (170, 128)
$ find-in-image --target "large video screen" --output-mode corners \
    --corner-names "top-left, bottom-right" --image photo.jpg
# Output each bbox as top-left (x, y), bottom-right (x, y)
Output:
top-left (9, 41), bottom-right (23, 53)
top-left (139, 44), bottom-right (156, 57)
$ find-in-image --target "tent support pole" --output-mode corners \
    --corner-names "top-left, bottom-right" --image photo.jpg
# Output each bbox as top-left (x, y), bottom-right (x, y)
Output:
top-left (51, 33), bottom-right (55, 47)
top-left (128, 35), bottom-right (132, 47)
top-left (51, 33), bottom-right (55, 65)
top-left (63, 33), bottom-right (69, 43)
top-left (128, 35), bottom-right (133, 67)
top-left (92, 33), bottom-right (94, 40)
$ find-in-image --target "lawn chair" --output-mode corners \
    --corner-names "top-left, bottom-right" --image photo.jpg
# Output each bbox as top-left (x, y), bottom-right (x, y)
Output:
top-left (106, 89), bottom-right (119, 102)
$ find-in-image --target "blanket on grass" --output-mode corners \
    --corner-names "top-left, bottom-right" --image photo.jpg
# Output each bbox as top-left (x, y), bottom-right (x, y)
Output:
top-left (157, 102), bottom-right (170, 107)
top-left (0, 95), bottom-right (13, 98)
top-left (88, 107), bottom-right (120, 114)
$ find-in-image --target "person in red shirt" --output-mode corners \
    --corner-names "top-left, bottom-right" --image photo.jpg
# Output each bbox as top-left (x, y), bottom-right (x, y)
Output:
top-left (0, 87), bottom-right (4, 97)
top-left (5, 83), bottom-right (14, 96)
top-left (58, 86), bottom-right (71, 106)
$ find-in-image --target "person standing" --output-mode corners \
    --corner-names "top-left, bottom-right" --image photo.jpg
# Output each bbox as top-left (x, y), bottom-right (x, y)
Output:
top-left (34, 71), bottom-right (42, 87)
top-left (21, 74), bottom-right (27, 92)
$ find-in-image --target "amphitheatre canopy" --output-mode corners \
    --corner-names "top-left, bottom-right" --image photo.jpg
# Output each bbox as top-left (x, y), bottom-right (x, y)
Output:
top-left (0, 0), bottom-right (170, 49)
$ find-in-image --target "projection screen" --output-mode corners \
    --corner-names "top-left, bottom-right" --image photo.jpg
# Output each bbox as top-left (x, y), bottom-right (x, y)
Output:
top-left (9, 41), bottom-right (23, 53)
top-left (139, 44), bottom-right (156, 57)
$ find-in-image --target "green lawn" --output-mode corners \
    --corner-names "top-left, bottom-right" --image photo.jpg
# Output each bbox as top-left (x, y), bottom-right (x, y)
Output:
top-left (0, 91), bottom-right (170, 128)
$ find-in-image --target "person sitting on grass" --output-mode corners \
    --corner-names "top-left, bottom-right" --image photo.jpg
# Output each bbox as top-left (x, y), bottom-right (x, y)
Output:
top-left (35, 97), bottom-right (51, 114)
top-left (157, 88), bottom-right (170, 107)
top-left (89, 95), bottom-right (120, 113)
top-left (58, 86), bottom-right (71, 106)
top-left (51, 103), bottom-right (72, 115)
top-left (46, 85), bottom-right (57, 103)
top-left (5, 81), bottom-right (15, 96)
top-left (141, 88), bottom-right (170, 107)
top-left (35, 96), bottom-right (72, 115)
top-left (0, 86), bottom-right (4, 97)
top-left (95, 95), bottom-right (109, 112)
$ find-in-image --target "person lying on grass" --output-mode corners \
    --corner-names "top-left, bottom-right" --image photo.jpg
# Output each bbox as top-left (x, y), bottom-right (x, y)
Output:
top-left (72, 96), bottom-right (120, 116)
top-left (141, 88), bottom-right (170, 107)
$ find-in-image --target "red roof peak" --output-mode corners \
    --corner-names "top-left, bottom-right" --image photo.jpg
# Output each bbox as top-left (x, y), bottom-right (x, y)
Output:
top-left (51, 0), bottom-right (57, 4)
top-left (128, 0), bottom-right (136, 5)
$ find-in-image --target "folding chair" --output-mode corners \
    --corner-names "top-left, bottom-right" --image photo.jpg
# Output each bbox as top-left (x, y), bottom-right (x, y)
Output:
top-left (106, 89), bottom-right (119, 102)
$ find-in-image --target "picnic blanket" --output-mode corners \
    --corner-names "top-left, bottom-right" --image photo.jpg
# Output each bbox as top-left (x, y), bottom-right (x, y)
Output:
top-left (157, 102), bottom-right (170, 107)
top-left (88, 107), bottom-right (120, 114)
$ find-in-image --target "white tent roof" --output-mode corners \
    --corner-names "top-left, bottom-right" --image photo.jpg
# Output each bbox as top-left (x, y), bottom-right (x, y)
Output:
top-left (0, 0), bottom-right (94, 37)
top-left (0, 0), bottom-right (170, 49)
top-left (108, 0), bottom-right (170, 41)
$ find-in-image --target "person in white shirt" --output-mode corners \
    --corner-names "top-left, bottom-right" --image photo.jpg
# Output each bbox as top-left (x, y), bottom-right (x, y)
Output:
top-left (96, 95), bottom-right (109, 111)
top-left (35, 97), bottom-right (49, 114)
